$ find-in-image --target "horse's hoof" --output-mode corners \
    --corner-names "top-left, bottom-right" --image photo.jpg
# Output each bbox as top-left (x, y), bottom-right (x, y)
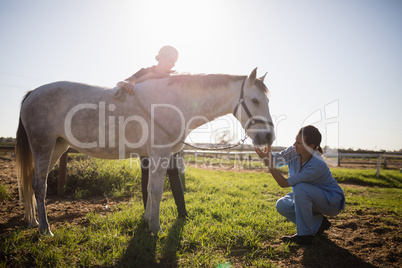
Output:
top-left (28, 220), bottom-right (39, 228)
top-left (150, 229), bottom-right (164, 237)
top-left (149, 223), bottom-right (163, 236)
top-left (40, 229), bottom-right (54, 237)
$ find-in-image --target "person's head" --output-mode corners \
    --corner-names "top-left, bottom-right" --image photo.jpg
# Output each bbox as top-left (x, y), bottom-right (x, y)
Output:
top-left (294, 125), bottom-right (323, 155)
top-left (155, 45), bottom-right (178, 72)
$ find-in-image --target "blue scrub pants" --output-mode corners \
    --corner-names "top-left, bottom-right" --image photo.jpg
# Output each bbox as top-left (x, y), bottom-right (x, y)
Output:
top-left (276, 183), bottom-right (343, 236)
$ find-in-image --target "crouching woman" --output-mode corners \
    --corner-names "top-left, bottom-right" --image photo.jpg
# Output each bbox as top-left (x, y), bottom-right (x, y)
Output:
top-left (255, 125), bottom-right (345, 245)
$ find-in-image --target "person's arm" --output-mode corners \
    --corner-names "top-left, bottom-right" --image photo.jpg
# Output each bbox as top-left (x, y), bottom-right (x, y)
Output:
top-left (116, 67), bottom-right (151, 94)
top-left (268, 167), bottom-right (291, 188)
top-left (136, 72), bottom-right (171, 83)
top-left (255, 146), bottom-right (291, 188)
top-left (135, 72), bottom-right (156, 83)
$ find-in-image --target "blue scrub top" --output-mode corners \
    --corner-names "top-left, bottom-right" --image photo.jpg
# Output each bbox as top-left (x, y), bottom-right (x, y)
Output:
top-left (273, 146), bottom-right (345, 210)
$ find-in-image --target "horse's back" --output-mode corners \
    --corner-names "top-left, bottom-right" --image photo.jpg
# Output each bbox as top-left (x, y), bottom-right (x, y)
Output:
top-left (20, 81), bottom-right (116, 140)
top-left (21, 81), bottom-right (118, 124)
top-left (24, 81), bottom-right (114, 106)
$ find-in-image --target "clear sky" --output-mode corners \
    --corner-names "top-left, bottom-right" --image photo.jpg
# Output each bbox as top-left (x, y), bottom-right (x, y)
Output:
top-left (1, 0), bottom-right (401, 151)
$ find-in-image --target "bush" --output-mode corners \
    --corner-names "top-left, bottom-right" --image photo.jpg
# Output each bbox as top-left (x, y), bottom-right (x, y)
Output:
top-left (47, 156), bottom-right (142, 199)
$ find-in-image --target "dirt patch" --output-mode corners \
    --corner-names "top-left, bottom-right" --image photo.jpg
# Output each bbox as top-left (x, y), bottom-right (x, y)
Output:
top-left (0, 155), bottom-right (125, 235)
top-left (1, 155), bottom-right (401, 267)
top-left (272, 209), bottom-right (402, 267)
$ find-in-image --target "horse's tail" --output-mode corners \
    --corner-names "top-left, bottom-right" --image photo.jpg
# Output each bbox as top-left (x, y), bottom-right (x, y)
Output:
top-left (15, 91), bottom-right (37, 224)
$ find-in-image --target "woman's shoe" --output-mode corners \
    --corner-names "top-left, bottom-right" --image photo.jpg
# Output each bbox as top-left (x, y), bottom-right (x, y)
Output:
top-left (316, 216), bottom-right (331, 235)
top-left (281, 234), bottom-right (313, 245)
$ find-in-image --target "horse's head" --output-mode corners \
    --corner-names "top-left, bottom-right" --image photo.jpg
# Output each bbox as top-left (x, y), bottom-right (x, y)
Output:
top-left (233, 68), bottom-right (275, 146)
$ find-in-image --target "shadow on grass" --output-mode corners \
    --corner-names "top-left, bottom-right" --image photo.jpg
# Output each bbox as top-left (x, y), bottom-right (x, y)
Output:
top-left (335, 170), bottom-right (402, 189)
top-left (378, 173), bottom-right (402, 189)
top-left (118, 217), bottom-right (186, 268)
top-left (299, 236), bottom-right (377, 268)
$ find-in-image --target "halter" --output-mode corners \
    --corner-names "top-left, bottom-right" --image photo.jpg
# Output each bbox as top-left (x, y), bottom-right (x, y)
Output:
top-left (233, 79), bottom-right (274, 130)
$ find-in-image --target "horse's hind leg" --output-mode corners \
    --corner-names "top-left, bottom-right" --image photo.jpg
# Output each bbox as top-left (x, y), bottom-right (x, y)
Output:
top-left (49, 140), bottom-right (69, 172)
top-left (32, 140), bottom-right (68, 236)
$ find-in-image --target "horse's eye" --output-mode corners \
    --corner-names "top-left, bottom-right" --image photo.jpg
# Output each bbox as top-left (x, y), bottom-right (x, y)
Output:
top-left (252, 98), bottom-right (259, 106)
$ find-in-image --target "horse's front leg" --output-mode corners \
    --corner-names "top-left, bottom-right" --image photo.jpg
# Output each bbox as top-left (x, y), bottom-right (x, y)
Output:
top-left (143, 153), bottom-right (169, 235)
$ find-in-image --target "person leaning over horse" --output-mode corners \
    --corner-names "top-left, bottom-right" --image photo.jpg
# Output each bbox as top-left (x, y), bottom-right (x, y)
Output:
top-left (116, 45), bottom-right (188, 218)
top-left (255, 125), bottom-right (345, 245)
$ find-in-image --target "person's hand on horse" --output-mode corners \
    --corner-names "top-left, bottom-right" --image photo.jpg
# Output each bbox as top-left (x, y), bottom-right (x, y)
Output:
top-left (117, 81), bottom-right (135, 95)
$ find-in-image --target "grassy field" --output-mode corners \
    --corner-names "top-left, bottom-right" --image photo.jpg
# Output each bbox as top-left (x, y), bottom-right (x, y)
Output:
top-left (1, 157), bottom-right (401, 267)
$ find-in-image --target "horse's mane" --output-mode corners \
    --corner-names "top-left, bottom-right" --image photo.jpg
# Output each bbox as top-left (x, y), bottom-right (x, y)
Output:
top-left (168, 74), bottom-right (268, 94)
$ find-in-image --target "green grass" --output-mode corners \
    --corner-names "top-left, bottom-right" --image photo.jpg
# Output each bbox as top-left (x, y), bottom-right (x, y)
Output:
top-left (1, 157), bottom-right (401, 267)
top-left (0, 184), bottom-right (10, 201)
top-left (342, 185), bottom-right (402, 215)
top-left (332, 168), bottom-right (402, 188)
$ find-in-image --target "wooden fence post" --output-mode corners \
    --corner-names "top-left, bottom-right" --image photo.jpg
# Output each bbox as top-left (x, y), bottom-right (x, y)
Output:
top-left (58, 151), bottom-right (68, 196)
top-left (376, 155), bottom-right (381, 177)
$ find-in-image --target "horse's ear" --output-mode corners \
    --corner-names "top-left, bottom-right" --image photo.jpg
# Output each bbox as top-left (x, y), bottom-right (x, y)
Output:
top-left (247, 67), bottom-right (258, 86)
top-left (259, 72), bottom-right (267, 82)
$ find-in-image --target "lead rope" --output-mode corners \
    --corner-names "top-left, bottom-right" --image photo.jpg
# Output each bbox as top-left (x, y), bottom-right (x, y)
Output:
top-left (182, 133), bottom-right (249, 151)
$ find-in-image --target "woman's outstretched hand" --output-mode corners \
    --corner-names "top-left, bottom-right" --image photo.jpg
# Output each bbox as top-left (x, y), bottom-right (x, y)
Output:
top-left (255, 146), bottom-right (290, 188)
top-left (254, 145), bottom-right (273, 168)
